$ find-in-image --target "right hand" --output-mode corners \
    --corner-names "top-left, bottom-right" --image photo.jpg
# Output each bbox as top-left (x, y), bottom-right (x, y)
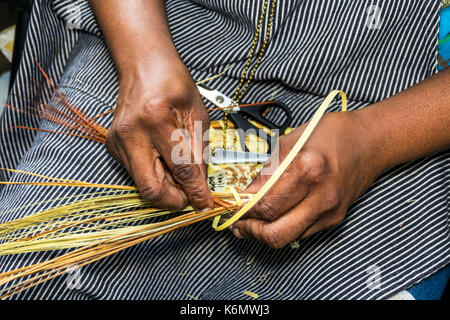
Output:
top-left (106, 54), bottom-right (214, 212)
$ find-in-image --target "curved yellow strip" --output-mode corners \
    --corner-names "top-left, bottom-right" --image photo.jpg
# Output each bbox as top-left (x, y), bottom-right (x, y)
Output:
top-left (212, 215), bottom-right (221, 229)
top-left (214, 90), bottom-right (347, 231)
top-left (212, 186), bottom-right (244, 228)
top-left (227, 186), bottom-right (243, 206)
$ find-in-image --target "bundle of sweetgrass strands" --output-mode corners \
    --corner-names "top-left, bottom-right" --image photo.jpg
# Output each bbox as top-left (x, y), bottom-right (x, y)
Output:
top-left (0, 61), bottom-right (347, 299)
top-left (0, 170), bottom-right (250, 299)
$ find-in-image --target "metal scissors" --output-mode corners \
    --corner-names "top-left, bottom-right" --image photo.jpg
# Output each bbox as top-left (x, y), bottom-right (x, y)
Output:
top-left (197, 85), bottom-right (292, 160)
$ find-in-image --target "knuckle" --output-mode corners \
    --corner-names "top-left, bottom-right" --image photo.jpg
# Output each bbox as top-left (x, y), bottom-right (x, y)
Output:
top-left (261, 225), bottom-right (284, 249)
top-left (187, 186), bottom-right (210, 206)
top-left (172, 163), bottom-right (197, 182)
top-left (298, 151), bottom-right (329, 184)
top-left (112, 119), bottom-right (135, 141)
top-left (140, 98), bottom-right (173, 126)
top-left (321, 189), bottom-right (342, 212)
top-left (171, 164), bottom-right (212, 207)
top-left (252, 199), bottom-right (277, 221)
top-left (144, 96), bottom-right (171, 111)
top-left (138, 182), bottom-right (164, 203)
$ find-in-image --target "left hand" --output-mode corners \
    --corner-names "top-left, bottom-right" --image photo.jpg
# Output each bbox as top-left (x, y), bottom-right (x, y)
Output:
top-left (230, 110), bottom-right (386, 248)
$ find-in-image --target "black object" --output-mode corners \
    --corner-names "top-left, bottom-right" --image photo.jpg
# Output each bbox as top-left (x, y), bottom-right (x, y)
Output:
top-left (228, 100), bottom-right (292, 153)
top-left (0, 0), bottom-right (34, 90)
top-left (443, 281), bottom-right (450, 300)
top-left (0, 0), bottom-right (33, 11)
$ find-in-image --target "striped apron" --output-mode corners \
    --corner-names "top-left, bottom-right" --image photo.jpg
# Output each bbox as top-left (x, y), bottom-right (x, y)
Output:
top-left (0, 0), bottom-right (448, 299)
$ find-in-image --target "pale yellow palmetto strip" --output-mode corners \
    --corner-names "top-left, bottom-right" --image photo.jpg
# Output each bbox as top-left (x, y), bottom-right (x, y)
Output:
top-left (212, 186), bottom-right (244, 228)
top-left (214, 90), bottom-right (347, 231)
top-left (0, 168), bottom-right (137, 191)
top-left (0, 168), bottom-right (74, 182)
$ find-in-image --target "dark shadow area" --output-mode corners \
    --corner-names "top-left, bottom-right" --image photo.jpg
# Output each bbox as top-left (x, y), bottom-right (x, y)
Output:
top-left (443, 281), bottom-right (449, 300)
top-left (0, 0), bottom-right (33, 90)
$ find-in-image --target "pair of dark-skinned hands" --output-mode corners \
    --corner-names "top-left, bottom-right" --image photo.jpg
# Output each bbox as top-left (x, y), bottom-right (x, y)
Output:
top-left (106, 54), bottom-right (384, 249)
top-left (92, 0), bottom-right (450, 250)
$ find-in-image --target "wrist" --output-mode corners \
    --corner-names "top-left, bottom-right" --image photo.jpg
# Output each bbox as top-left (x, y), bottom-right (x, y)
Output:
top-left (117, 48), bottom-right (184, 84)
top-left (90, 0), bottom-right (182, 80)
top-left (114, 37), bottom-right (182, 80)
top-left (349, 108), bottom-right (392, 175)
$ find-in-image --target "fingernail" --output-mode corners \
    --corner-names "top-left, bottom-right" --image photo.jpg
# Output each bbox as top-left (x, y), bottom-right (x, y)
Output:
top-left (232, 227), bottom-right (245, 239)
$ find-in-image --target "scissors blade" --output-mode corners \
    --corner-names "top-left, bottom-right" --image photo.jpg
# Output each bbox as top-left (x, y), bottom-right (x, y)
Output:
top-left (210, 148), bottom-right (269, 164)
top-left (197, 85), bottom-right (237, 110)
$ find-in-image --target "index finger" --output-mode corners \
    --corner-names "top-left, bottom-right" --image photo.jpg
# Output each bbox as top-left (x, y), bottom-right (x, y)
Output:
top-left (147, 112), bottom-right (214, 212)
top-left (243, 154), bottom-right (311, 222)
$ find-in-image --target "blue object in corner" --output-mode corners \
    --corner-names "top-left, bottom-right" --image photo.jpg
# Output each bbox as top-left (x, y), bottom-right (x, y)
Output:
top-left (438, 7), bottom-right (450, 70)
top-left (406, 265), bottom-right (450, 300)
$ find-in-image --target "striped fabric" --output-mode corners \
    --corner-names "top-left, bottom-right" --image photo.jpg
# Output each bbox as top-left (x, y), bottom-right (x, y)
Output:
top-left (0, 0), bottom-right (448, 300)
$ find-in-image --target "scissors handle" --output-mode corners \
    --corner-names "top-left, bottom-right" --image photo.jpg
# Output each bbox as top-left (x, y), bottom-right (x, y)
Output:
top-left (229, 101), bottom-right (292, 153)
top-left (238, 101), bottom-right (292, 133)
